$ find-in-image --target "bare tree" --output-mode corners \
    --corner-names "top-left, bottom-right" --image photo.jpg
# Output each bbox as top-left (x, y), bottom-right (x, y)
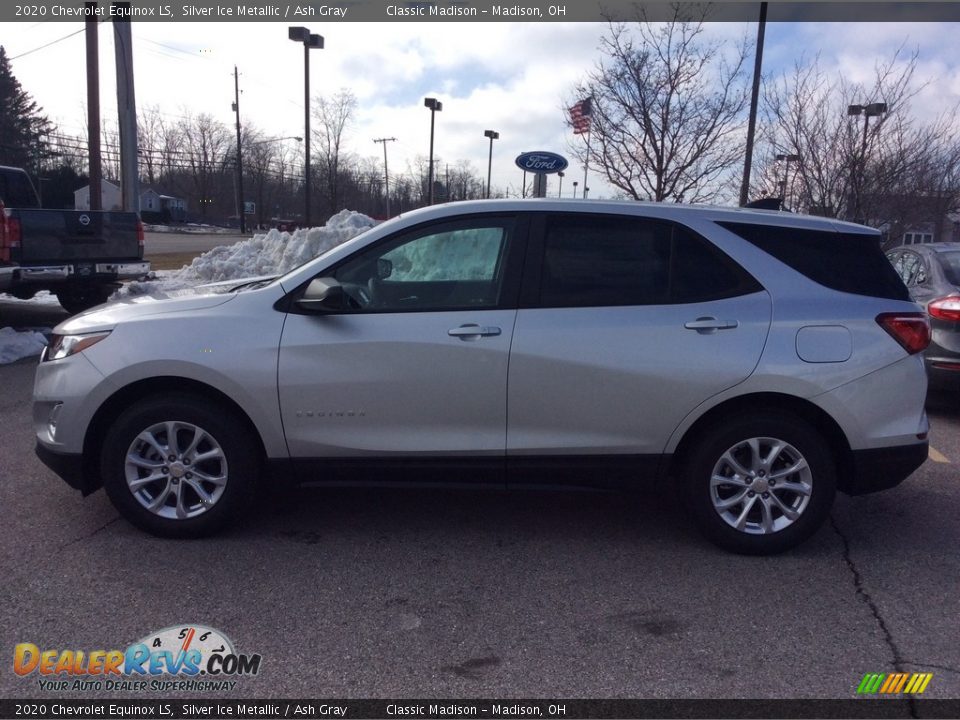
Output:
top-left (762, 48), bottom-right (923, 220)
top-left (312, 89), bottom-right (357, 217)
top-left (178, 112), bottom-right (231, 218)
top-left (137, 104), bottom-right (165, 186)
top-left (570, 5), bottom-right (750, 203)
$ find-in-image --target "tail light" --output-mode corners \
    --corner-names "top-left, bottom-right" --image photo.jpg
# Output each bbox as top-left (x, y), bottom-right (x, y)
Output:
top-left (0, 205), bottom-right (20, 263)
top-left (136, 218), bottom-right (144, 246)
top-left (8, 217), bottom-right (21, 248)
top-left (876, 312), bottom-right (931, 354)
top-left (928, 295), bottom-right (960, 322)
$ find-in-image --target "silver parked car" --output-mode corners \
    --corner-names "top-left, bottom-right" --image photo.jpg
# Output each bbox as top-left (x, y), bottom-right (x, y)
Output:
top-left (33, 200), bottom-right (930, 554)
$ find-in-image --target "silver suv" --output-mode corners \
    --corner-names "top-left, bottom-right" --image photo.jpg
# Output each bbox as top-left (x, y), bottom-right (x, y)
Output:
top-left (33, 200), bottom-right (931, 554)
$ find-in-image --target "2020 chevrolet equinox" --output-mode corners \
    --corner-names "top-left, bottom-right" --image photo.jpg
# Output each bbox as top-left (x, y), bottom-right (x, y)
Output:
top-left (33, 200), bottom-right (931, 554)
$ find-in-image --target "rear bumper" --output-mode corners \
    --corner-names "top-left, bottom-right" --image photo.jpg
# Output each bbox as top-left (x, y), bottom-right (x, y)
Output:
top-left (34, 442), bottom-right (100, 496)
top-left (842, 442), bottom-right (928, 495)
top-left (15, 262), bottom-right (150, 283)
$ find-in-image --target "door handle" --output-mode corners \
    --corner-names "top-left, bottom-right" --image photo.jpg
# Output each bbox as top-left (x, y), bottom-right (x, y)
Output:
top-left (684, 317), bottom-right (739, 334)
top-left (448, 324), bottom-right (502, 339)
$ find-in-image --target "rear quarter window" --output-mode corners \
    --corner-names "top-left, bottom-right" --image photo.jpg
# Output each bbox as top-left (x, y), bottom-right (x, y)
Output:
top-left (935, 251), bottom-right (960, 286)
top-left (0, 168), bottom-right (40, 208)
top-left (717, 221), bottom-right (910, 301)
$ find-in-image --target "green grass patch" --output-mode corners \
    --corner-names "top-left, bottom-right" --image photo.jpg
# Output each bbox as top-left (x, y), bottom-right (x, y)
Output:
top-left (146, 252), bottom-right (202, 271)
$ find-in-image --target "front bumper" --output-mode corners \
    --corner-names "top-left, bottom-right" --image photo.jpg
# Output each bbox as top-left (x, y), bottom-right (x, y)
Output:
top-left (35, 442), bottom-right (100, 496)
top-left (842, 442), bottom-right (929, 495)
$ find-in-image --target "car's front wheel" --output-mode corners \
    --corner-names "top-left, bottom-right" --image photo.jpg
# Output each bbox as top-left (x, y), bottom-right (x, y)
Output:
top-left (680, 411), bottom-right (837, 555)
top-left (101, 394), bottom-right (259, 538)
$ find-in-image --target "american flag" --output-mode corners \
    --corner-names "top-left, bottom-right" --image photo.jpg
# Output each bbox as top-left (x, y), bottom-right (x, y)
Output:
top-left (569, 97), bottom-right (593, 135)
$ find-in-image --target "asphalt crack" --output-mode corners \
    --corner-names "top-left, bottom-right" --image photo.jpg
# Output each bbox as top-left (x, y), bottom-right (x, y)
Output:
top-left (831, 513), bottom-right (918, 718)
top-left (903, 660), bottom-right (960, 677)
top-left (57, 516), bottom-right (121, 552)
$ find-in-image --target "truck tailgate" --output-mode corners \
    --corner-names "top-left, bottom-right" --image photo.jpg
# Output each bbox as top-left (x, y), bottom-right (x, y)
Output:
top-left (16, 210), bottom-right (142, 263)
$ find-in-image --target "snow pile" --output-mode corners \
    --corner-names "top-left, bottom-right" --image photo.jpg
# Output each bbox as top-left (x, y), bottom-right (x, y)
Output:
top-left (0, 327), bottom-right (48, 365)
top-left (125, 210), bottom-right (377, 296)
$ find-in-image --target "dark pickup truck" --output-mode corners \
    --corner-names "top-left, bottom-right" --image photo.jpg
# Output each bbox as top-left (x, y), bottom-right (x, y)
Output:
top-left (0, 165), bottom-right (149, 313)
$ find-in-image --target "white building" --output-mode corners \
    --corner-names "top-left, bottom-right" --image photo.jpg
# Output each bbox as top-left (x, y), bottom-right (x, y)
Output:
top-left (73, 180), bottom-right (123, 211)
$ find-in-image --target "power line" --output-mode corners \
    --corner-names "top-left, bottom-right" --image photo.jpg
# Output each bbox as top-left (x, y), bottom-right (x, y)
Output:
top-left (10, 27), bottom-right (86, 60)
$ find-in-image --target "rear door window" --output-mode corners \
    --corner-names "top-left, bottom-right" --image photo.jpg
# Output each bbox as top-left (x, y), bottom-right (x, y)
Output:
top-left (538, 214), bottom-right (760, 307)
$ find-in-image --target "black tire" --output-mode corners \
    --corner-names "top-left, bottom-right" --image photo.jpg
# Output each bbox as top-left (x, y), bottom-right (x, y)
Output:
top-left (56, 286), bottom-right (112, 314)
top-left (679, 411), bottom-right (837, 555)
top-left (101, 393), bottom-right (260, 538)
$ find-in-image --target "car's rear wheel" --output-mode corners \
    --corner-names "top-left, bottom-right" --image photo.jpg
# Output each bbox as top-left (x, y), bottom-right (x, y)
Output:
top-left (680, 411), bottom-right (836, 554)
top-left (101, 394), bottom-right (259, 538)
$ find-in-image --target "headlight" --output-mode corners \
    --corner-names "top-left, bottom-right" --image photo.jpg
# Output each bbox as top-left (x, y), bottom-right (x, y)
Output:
top-left (43, 331), bottom-right (111, 361)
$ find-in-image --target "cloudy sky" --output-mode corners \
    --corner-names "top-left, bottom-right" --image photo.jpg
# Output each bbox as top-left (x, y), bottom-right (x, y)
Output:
top-left (2, 18), bottom-right (959, 200)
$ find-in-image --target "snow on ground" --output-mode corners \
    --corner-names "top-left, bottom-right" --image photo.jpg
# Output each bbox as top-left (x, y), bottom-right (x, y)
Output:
top-left (124, 210), bottom-right (376, 296)
top-left (0, 211), bottom-right (376, 364)
top-left (0, 327), bottom-right (48, 365)
top-left (0, 290), bottom-right (61, 306)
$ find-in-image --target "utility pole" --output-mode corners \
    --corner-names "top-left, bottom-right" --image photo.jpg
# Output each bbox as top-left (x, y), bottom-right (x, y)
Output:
top-left (85, 1), bottom-right (101, 211)
top-left (233, 66), bottom-right (246, 233)
top-left (373, 137), bottom-right (396, 217)
top-left (112, 1), bottom-right (139, 213)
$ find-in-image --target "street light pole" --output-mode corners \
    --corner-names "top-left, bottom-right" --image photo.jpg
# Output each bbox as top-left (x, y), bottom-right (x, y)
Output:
top-left (557, 171), bottom-right (564, 198)
top-left (739, 1), bottom-right (768, 207)
top-left (572, 181), bottom-right (578, 199)
top-left (424, 98), bottom-right (442, 205)
top-left (483, 129), bottom-right (499, 199)
top-left (373, 137), bottom-right (396, 217)
top-left (846, 102), bottom-right (887, 222)
top-left (289, 26), bottom-right (323, 227)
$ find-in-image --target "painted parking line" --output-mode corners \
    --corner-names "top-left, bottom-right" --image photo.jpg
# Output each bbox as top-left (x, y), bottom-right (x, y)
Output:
top-left (929, 446), bottom-right (950, 463)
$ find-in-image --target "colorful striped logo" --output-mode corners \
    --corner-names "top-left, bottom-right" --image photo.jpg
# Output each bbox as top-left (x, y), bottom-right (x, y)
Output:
top-left (857, 672), bottom-right (933, 694)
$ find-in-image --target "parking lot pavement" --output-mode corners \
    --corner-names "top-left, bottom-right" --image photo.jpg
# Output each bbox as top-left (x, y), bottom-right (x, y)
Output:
top-left (2, 356), bottom-right (958, 700)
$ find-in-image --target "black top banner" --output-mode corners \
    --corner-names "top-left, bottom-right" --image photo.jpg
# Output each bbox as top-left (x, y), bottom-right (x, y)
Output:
top-left (3, 699), bottom-right (960, 720)
top-left (4, 1), bottom-right (960, 23)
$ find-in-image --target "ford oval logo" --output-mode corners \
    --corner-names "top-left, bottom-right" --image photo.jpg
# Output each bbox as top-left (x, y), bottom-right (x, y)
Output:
top-left (514, 151), bottom-right (568, 174)
top-left (79, 214), bottom-right (91, 226)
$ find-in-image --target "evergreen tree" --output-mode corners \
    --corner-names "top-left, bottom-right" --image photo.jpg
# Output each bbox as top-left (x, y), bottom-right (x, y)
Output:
top-left (0, 45), bottom-right (53, 169)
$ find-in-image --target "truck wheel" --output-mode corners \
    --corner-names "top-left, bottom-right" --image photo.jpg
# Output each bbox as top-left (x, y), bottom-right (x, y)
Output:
top-left (100, 394), bottom-right (260, 538)
top-left (679, 411), bottom-right (837, 555)
top-left (55, 287), bottom-right (112, 314)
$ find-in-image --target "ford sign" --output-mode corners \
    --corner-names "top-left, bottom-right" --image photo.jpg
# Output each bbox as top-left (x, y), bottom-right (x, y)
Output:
top-left (514, 151), bottom-right (568, 174)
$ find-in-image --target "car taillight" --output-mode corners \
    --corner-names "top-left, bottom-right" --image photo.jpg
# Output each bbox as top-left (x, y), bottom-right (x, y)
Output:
top-left (928, 295), bottom-right (960, 322)
top-left (8, 217), bottom-right (21, 248)
top-left (876, 312), bottom-right (931, 354)
top-left (136, 218), bottom-right (144, 246)
top-left (0, 207), bottom-right (20, 263)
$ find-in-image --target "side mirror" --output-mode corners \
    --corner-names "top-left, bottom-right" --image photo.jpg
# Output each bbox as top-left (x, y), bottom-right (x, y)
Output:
top-left (377, 258), bottom-right (393, 280)
top-left (296, 277), bottom-right (347, 313)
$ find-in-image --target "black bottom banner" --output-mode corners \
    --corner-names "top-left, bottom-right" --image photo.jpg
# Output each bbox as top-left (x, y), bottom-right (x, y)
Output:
top-left (2, 699), bottom-right (960, 720)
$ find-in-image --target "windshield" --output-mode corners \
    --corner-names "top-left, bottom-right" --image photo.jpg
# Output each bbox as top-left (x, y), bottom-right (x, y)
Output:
top-left (938, 251), bottom-right (960, 286)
